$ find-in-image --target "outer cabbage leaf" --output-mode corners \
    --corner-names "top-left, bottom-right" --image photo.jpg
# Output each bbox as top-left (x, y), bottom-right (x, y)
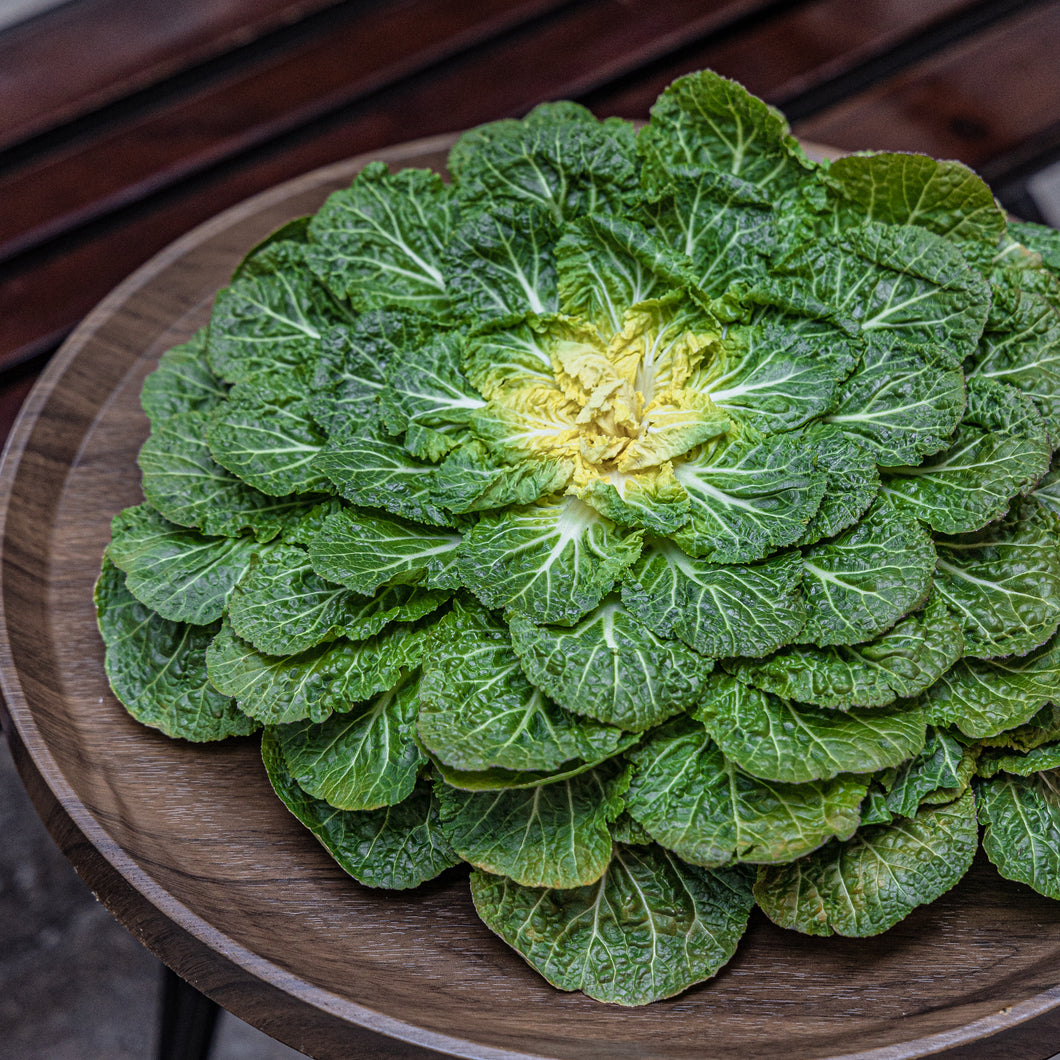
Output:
top-left (205, 617), bottom-right (433, 725)
top-left (818, 336), bottom-right (965, 466)
top-left (920, 630), bottom-right (1060, 738)
top-left (639, 69), bottom-right (812, 200)
top-left (610, 814), bottom-right (653, 846)
top-left (878, 728), bottom-right (972, 819)
top-left (226, 220), bottom-right (313, 267)
top-left (95, 560), bottom-right (255, 742)
top-left (508, 597), bottom-right (711, 731)
top-left (138, 411), bottom-right (320, 540)
top-left (436, 760), bottom-right (627, 888)
top-left (728, 595), bottom-right (962, 709)
top-left (272, 671), bottom-right (425, 810)
top-left (308, 508), bottom-right (462, 595)
top-left (428, 736), bottom-right (640, 793)
top-left (1008, 219), bottom-right (1060, 273)
top-left (968, 281), bottom-right (1060, 443)
top-left (882, 378), bottom-right (1051, 534)
top-left (754, 790), bottom-right (978, 936)
top-left (444, 204), bottom-right (559, 321)
top-left (306, 162), bottom-right (453, 317)
top-left (314, 434), bottom-right (455, 527)
top-left (992, 230), bottom-right (1060, 304)
top-left (262, 732), bottom-right (459, 889)
top-left (672, 434), bottom-right (826, 563)
top-left (416, 599), bottom-right (628, 772)
top-left (244, 496), bottom-right (359, 546)
top-left (107, 504), bottom-right (258, 625)
top-left (644, 171), bottom-right (777, 297)
top-left (798, 430), bottom-right (880, 544)
top-left (798, 499), bottom-right (936, 647)
top-left (622, 541), bottom-right (807, 659)
top-left (979, 702), bottom-right (1060, 754)
top-left (309, 310), bottom-right (429, 434)
top-left (1032, 460), bottom-right (1060, 518)
top-left (766, 222), bottom-right (990, 360)
top-left (626, 717), bottom-right (867, 867)
top-left (696, 674), bottom-right (926, 783)
top-left (231, 215), bottom-right (310, 275)
top-left (448, 102), bottom-right (640, 221)
top-left (470, 845), bottom-right (755, 1005)
top-left (377, 331), bottom-right (484, 447)
top-left (456, 497), bottom-right (642, 625)
top-left (825, 153), bottom-right (1006, 250)
top-left (690, 316), bottom-right (857, 434)
top-left (978, 772), bottom-right (1060, 900)
top-left (229, 543), bottom-right (447, 655)
top-left (977, 742), bottom-right (1060, 778)
top-left (207, 240), bottom-right (352, 385)
top-left (206, 384), bottom-right (329, 496)
top-left (141, 331), bottom-right (226, 424)
top-left (933, 499), bottom-right (1060, 659)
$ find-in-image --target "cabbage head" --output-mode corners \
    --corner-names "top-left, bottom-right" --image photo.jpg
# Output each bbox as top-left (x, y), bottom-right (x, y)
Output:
top-left (97, 69), bottom-right (1060, 1005)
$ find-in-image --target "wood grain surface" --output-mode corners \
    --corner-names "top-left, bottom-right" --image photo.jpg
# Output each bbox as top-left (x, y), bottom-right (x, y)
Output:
top-left (2, 135), bottom-right (1060, 1060)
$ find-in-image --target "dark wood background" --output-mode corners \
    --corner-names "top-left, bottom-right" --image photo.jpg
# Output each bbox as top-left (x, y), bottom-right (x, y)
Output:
top-left (2, 1), bottom-right (1060, 1057)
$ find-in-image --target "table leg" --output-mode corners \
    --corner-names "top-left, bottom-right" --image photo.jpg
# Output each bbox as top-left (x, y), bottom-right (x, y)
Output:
top-left (156, 964), bottom-right (220, 1060)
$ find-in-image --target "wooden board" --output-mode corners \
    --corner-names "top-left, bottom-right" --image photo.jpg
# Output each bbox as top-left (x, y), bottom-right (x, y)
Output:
top-left (2, 135), bottom-right (1060, 1060)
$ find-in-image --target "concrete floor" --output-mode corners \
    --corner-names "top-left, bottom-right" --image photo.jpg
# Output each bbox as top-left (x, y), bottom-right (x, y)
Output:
top-left (0, 734), bottom-right (306, 1059)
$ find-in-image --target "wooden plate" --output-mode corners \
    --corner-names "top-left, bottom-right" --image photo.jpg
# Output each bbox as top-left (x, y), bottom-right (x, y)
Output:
top-left (2, 133), bottom-right (1060, 1060)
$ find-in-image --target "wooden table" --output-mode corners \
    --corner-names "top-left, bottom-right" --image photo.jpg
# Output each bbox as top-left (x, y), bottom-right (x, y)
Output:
top-left (3, 2), bottom-right (1060, 1057)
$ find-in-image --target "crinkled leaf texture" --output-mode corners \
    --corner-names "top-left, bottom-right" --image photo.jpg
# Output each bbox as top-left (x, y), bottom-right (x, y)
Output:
top-left (95, 560), bottom-right (256, 742)
top-left (754, 790), bottom-right (978, 936)
top-left (871, 727), bottom-right (974, 823)
top-left (727, 594), bottom-right (962, 708)
top-left (978, 771), bottom-right (1060, 901)
top-left (471, 845), bottom-right (755, 1005)
top-left (273, 670), bottom-right (426, 810)
top-left (921, 630), bottom-right (1060, 738)
top-left (96, 65), bottom-right (1060, 1005)
top-left (625, 717), bottom-right (867, 867)
top-left (417, 598), bottom-right (629, 771)
top-left (262, 730), bottom-right (459, 889)
top-left (107, 505), bottom-right (260, 625)
top-left (141, 329), bottom-right (226, 423)
top-left (436, 759), bottom-right (628, 888)
top-left (206, 616), bottom-right (433, 725)
top-left (508, 597), bottom-right (710, 730)
top-left (697, 674), bottom-right (927, 784)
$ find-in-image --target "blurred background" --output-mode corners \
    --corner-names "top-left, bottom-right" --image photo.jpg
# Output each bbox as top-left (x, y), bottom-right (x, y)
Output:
top-left (2, 0), bottom-right (1060, 1056)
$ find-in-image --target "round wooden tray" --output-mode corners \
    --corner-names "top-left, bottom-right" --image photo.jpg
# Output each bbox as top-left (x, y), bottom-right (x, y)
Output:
top-left (2, 133), bottom-right (1060, 1060)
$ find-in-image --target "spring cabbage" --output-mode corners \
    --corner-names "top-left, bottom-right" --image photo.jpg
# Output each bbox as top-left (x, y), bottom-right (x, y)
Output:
top-left (97, 69), bottom-right (1060, 1005)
